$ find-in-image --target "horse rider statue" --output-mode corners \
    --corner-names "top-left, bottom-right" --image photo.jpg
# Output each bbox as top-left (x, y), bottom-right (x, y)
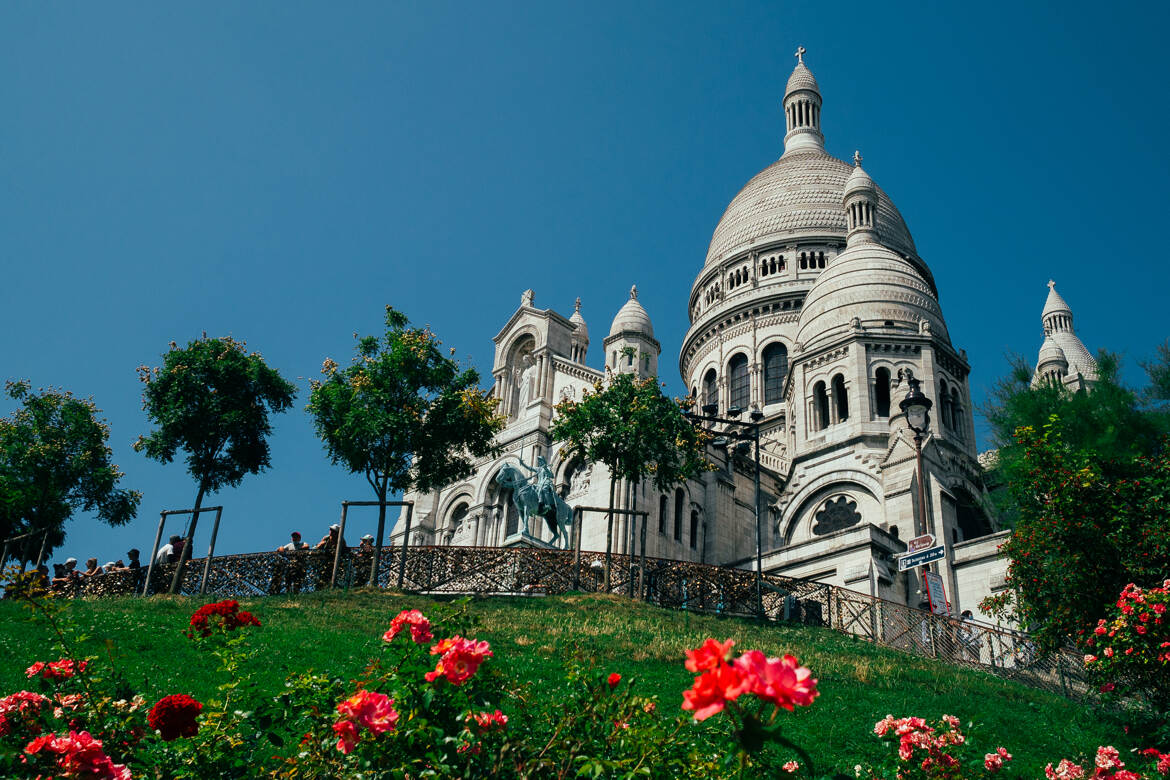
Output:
top-left (516, 455), bottom-right (557, 517)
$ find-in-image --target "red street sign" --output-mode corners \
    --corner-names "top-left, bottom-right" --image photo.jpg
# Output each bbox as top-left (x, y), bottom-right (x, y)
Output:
top-left (924, 571), bottom-right (948, 616)
top-left (907, 534), bottom-right (935, 553)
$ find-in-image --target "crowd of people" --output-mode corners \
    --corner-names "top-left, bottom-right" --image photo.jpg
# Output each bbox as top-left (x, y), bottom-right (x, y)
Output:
top-left (5, 522), bottom-right (389, 599)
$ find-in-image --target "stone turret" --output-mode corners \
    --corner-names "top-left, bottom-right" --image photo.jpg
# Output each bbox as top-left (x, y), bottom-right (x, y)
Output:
top-left (569, 298), bottom-right (589, 363)
top-left (604, 285), bottom-right (660, 378)
top-left (1032, 280), bottom-right (1097, 389)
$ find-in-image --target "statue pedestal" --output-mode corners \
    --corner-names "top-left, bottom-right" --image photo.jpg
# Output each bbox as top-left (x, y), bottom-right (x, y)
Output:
top-left (500, 531), bottom-right (556, 550)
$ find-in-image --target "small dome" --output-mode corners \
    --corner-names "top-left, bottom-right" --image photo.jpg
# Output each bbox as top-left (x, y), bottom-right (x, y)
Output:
top-left (570, 297), bottom-right (589, 341)
top-left (796, 243), bottom-right (948, 349)
top-left (844, 153), bottom-right (876, 197)
top-left (785, 62), bottom-right (820, 97)
top-left (1037, 335), bottom-right (1068, 367)
top-left (608, 285), bottom-right (654, 338)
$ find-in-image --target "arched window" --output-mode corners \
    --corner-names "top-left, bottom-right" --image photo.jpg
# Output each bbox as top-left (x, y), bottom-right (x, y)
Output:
top-left (762, 343), bottom-right (788, 405)
top-left (813, 381), bottom-right (829, 431)
top-left (448, 503), bottom-right (468, 545)
top-left (689, 510), bottom-right (699, 550)
top-left (874, 367), bottom-right (891, 418)
top-left (658, 494), bottom-right (668, 534)
top-left (728, 353), bottom-right (749, 410)
top-left (673, 489), bottom-right (684, 541)
top-left (951, 386), bottom-right (963, 439)
top-left (832, 374), bottom-right (848, 422)
top-left (939, 379), bottom-right (952, 428)
top-left (703, 369), bottom-right (718, 410)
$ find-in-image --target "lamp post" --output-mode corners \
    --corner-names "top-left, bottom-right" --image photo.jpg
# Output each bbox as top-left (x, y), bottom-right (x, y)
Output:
top-left (898, 378), bottom-right (933, 539)
top-left (686, 406), bottom-right (766, 619)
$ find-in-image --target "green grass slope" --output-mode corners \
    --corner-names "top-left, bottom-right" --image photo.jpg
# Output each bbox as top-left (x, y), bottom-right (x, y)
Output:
top-left (0, 590), bottom-right (1124, 776)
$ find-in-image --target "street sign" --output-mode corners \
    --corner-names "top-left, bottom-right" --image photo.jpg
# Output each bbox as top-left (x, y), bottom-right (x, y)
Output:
top-left (907, 534), bottom-right (935, 553)
top-left (896, 544), bottom-right (945, 571)
top-left (923, 570), bottom-right (948, 615)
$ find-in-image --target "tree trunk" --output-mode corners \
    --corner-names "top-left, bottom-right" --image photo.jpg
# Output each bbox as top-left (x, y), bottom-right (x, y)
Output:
top-left (370, 487), bottom-right (387, 588)
top-left (170, 483), bottom-right (205, 594)
top-left (603, 474), bottom-right (616, 591)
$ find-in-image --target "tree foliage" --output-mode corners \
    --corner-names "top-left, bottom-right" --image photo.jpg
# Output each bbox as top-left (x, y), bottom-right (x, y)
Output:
top-left (134, 337), bottom-right (297, 494)
top-left (982, 419), bottom-right (1170, 650)
top-left (135, 336), bottom-right (296, 590)
top-left (0, 381), bottom-right (140, 560)
top-left (980, 347), bottom-right (1170, 649)
top-left (306, 306), bottom-right (503, 506)
top-left (551, 372), bottom-right (711, 494)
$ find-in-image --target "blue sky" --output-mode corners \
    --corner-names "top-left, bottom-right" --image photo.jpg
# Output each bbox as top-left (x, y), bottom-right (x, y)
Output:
top-left (2, 2), bottom-right (1167, 566)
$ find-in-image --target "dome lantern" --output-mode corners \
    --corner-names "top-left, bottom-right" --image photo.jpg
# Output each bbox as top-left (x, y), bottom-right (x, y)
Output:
top-left (843, 151), bottom-right (879, 246)
top-left (783, 46), bottom-right (825, 154)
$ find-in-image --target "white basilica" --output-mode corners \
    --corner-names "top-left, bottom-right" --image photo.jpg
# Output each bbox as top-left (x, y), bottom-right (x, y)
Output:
top-left (395, 51), bottom-right (1023, 615)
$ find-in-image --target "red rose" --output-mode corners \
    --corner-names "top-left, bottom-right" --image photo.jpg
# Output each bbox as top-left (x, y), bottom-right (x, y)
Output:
top-left (607, 673), bottom-right (622, 689)
top-left (148, 694), bottom-right (202, 741)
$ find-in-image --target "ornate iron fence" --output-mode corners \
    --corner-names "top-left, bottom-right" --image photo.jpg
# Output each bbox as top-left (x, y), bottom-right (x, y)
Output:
top-left (49, 545), bottom-right (1088, 700)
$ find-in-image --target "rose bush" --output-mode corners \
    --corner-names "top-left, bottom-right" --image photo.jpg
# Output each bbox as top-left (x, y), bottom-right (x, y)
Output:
top-left (2, 587), bottom-right (1166, 779)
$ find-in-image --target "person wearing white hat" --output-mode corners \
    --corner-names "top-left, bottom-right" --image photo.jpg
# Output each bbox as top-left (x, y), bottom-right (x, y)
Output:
top-left (313, 523), bottom-right (348, 590)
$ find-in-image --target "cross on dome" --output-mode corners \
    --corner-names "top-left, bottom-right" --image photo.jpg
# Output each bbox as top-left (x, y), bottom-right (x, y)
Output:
top-left (853, 150), bottom-right (863, 167)
top-left (630, 284), bottom-right (638, 300)
top-left (574, 296), bottom-right (582, 312)
top-left (1047, 279), bottom-right (1055, 289)
top-left (795, 45), bottom-right (806, 64)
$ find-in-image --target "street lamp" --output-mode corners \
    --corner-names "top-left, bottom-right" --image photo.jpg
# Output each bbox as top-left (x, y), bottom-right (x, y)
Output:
top-left (686, 407), bottom-right (765, 620)
top-left (898, 378), bottom-right (933, 539)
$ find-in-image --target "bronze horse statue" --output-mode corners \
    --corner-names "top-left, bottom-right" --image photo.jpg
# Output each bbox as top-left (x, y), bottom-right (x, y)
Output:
top-left (495, 460), bottom-right (573, 549)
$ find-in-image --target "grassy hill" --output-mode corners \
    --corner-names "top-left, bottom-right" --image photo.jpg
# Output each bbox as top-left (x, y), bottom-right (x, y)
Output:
top-left (0, 589), bottom-right (1127, 776)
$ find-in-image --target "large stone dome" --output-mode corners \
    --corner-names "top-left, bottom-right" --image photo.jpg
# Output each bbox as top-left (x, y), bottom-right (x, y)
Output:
top-left (703, 149), bottom-right (918, 268)
top-left (795, 242), bottom-right (948, 349)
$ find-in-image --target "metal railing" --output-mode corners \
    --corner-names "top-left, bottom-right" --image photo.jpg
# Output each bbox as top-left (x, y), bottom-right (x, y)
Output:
top-left (36, 545), bottom-right (1088, 700)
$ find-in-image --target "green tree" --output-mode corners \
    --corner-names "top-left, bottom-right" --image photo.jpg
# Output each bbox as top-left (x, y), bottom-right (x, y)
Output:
top-left (134, 336), bottom-right (296, 593)
top-left (0, 381), bottom-right (140, 563)
top-left (980, 347), bottom-right (1170, 648)
top-left (983, 418), bottom-right (1170, 650)
top-left (306, 306), bottom-right (503, 584)
top-left (551, 371), bottom-right (711, 588)
top-left (982, 352), bottom-right (1169, 528)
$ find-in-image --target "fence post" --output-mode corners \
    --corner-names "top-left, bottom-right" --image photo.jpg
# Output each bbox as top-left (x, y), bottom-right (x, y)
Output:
top-left (987, 633), bottom-right (997, 668)
top-left (142, 512), bottom-right (167, 597)
top-left (571, 508), bottom-right (582, 590)
top-left (34, 530), bottom-right (50, 570)
top-left (198, 507), bottom-right (224, 595)
top-left (1057, 654), bottom-right (1068, 697)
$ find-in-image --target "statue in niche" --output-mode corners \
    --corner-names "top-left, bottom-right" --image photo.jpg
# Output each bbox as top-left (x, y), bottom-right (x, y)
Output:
top-left (567, 462), bottom-right (592, 498)
top-left (515, 353), bottom-right (536, 410)
top-left (812, 495), bottom-right (862, 535)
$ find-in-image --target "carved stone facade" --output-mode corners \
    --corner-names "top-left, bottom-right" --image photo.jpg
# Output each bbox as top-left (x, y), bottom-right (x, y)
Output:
top-left (397, 50), bottom-right (1009, 618)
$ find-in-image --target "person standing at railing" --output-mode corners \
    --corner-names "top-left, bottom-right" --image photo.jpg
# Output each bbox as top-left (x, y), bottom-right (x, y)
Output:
top-left (354, 534), bottom-right (375, 587)
top-left (272, 532), bottom-right (309, 594)
top-left (313, 525), bottom-right (348, 590)
top-left (958, 610), bottom-right (980, 662)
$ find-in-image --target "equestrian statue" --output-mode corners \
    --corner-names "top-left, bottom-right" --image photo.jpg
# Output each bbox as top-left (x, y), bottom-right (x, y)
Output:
top-left (494, 455), bottom-right (574, 549)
